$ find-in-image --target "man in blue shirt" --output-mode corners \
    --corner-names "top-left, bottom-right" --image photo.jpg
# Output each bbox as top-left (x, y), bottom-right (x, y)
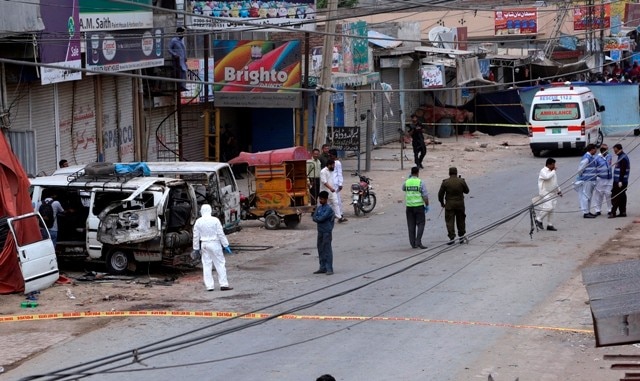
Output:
top-left (312, 191), bottom-right (335, 275)
top-left (169, 26), bottom-right (188, 92)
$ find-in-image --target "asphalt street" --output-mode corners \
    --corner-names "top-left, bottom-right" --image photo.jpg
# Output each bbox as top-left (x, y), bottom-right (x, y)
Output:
top-left (6, 138), bottom-right (640, 381)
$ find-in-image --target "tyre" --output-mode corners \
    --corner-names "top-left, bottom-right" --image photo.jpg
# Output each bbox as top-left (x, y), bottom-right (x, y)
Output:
top-left (596, 130), bottom-right (604, 146)
top-left (360, 193), bottom-right (377, 214)
top-left (353, 202), bottom-right (362, 216)
top-left (106, 250), bottom-right (130, 275)
top-left (283, 215), bottom-right (300, 229)
top-left (264, 213), bottom-right (280, 230)
top-left (532, 149), bottom-right (541, 157)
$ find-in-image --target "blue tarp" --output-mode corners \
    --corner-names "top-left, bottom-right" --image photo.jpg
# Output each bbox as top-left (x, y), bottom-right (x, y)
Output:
top-left (519, 83), bottom-right (640, 136)
top-left (114, 162), bottom-right (151, 176)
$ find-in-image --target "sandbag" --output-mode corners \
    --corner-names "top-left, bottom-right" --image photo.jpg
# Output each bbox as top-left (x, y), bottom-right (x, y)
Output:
top-left (84, 162), bottom-right (115, 176)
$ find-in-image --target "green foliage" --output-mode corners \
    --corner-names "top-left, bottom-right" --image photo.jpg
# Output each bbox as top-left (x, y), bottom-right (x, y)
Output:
top-left (317, 0), bottom-right (358, 9)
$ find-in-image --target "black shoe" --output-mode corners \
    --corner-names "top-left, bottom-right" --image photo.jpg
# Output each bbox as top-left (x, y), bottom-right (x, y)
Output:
top-left (595, 212), bottom-right (602, 216)
top-left (459, 237), bottom-right (466, 244)
top-left (583, 213), bottom-right (596, 219)
top-left (313, 270), bottom-right (326, 274)
top-left (417, 244), bottom-right (427, 249)
top-left (220, 286), bottom-right (233, 291)
top-left (619, 213), bottom-right (627, 217)
top-left (535, 220), bottom-right (543, 230)
top-left (447, 240), bottom-right (455, 246)
top-left (608, 213), bottom-right (616, 219)
top-left (411, 245), bottom-right (418, 249)
top-left (325, 271), bottom-right (334, 275)
top-left (546, 225), bottom-right (557, 231)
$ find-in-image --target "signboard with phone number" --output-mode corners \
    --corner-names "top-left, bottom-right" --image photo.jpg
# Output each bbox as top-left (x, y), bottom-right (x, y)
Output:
top-left (330, 127), bottom-right (360, 151)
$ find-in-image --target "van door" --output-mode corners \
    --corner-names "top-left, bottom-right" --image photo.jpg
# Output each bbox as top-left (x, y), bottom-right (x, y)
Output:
top-left (7, 213), bottom-right (59, 294)
top-left (216, 166), bottom-right (241, 229)
top-left (96, 189), bottom-right (161, 245)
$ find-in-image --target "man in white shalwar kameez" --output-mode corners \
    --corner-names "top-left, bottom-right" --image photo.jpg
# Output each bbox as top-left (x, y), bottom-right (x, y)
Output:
top-left (192, 204), bottom-right (233, 291)
top-left (535, 158), bottom-right (562, 231)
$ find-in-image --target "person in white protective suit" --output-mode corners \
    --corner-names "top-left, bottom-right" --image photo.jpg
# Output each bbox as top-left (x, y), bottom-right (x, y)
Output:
top-left (535, 157), bottom-right (562, 231)
top-left (593, 144), bottom-right (613, 217)
top-left (192, 204), bottom-right (233, 291)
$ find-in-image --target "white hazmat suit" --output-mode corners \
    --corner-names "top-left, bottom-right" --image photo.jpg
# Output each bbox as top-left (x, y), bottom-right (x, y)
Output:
top-left (192, 204), bottom-right (230, 291)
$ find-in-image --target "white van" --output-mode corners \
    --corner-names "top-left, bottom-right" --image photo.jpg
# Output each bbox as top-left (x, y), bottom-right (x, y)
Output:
top-left (528, 84), bottom-right (605, 157)
top-left (55, 162), bottom-right (241, 233)
top-left (30, 174), bottom-right (197, 274)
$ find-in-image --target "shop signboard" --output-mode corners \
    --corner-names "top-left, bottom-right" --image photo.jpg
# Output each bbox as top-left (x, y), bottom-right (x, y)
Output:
top-left (186, 0), bottom-right (316, 31)
top-left (85, 28), bottom-right (164, 73)
top-left (79, 0), bottom-right (153, 31)
top-left (39, 0), bottom-right (82, 84)
top-left (573, 3), bottom-right (611, 31)
top-left (420, 65), bottom-right (444, 88)
top-left (494, 8), bottom-right (537, 36)
top-left (330, 127), bottom-right (359, 151)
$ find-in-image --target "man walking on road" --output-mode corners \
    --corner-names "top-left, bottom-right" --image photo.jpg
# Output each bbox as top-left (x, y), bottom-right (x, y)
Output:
top-left (320, 159), bottom-right (345, 222)
top-left (575, 143), bottom-right (598, 218)
top-left (402, 166), bottom-right (429, 249)
top-left (438, 167), bottom-right (470, 244)
top-left (329, 149), bottom-right (347, 222)
top-left (192, 204), bottom-right (233, 292)
top-left (312, 191), bottom-right (335, 275)
top-left (610, 143), bottom-right (630, 218)
top-left (307, 148), bottom-right (322, 204)
top-left (535, 158), bottom-right (562, 231)
top-left (407, 114), bottom-right (426, 169)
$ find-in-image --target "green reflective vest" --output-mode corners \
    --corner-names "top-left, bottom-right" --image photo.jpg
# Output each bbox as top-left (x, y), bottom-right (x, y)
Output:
top-left (404, 177), bottom-right (424, 207)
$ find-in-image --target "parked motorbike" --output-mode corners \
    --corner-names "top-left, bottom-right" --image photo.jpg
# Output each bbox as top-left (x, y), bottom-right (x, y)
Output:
top-left (351, 172), bottom-right (377, 216)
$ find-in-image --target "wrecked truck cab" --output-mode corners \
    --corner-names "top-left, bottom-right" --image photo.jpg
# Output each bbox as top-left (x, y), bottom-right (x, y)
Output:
top-left (29, 174), bottom-right (198, 274)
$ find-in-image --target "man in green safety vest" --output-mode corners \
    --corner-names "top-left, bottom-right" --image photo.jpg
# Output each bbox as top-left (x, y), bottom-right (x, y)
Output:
top-left (402, 166), bottom-right (430, 249)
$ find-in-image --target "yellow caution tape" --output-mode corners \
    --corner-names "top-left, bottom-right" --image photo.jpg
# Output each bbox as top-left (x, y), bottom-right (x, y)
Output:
top-left (0, 310), bottom-right (593, 334)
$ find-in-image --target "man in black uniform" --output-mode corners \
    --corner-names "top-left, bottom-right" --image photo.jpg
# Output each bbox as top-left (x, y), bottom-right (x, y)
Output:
top-left (407, 114), bottom-right (426, 169)
top-left (438, 167), bottom-right (470, 245)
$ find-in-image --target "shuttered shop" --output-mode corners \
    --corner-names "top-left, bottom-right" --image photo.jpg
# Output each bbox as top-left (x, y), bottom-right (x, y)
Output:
top-left (57, 79), bottom-right (97, 165)
top-left (101, 76), bottom-right (135, 162)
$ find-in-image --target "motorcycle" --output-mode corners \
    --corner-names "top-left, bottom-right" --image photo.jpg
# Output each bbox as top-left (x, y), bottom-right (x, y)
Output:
top-left (351, 172), bottom-right (377, 216)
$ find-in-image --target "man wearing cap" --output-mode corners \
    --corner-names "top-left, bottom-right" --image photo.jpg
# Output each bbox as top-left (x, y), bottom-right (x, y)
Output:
top-left (169, 26), bottom-right (188, 92)
top-left (438, 167), bottom-right (470, 245)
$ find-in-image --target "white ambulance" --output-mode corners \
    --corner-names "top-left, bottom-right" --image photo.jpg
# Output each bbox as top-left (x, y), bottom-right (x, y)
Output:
top-left (528, 84), bottom-right (605, 157)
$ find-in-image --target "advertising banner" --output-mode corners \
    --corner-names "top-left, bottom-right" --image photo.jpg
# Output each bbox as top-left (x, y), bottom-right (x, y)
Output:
top-left (604, 37), bottom-right (632, 52)
top-left (181, 58), bottom-right (215, 105)
top-left (494, 8), bottom-right (537, 36)
top-left (39, 0), bottom-right (82, 84)
top-left (573, 3), bottom-right (611, 31)
top-left (85, 29), bottom-right (164, 73)
top-left (186, 0), bottom-right (316, 31)
top-left (213, 40), bottom-right (301, 92)
top-left (79, 0), bottom-right (153, 31)
top-left (342, 21), bottom-right (369, 74)
top-left (420, 65), bottom-right (444, 88)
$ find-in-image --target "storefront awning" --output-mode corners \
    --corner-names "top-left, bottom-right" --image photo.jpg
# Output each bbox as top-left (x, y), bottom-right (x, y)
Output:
top-left (368, 31), bottom-right (402, 49)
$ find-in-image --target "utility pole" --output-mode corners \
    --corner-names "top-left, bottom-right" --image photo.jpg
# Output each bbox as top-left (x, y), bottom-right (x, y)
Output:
top-left (312, 0), bottom-right (338, 150)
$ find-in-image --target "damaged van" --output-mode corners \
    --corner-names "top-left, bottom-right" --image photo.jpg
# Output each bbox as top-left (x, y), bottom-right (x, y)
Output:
top-left (29, 174), bottom-right (198, 274)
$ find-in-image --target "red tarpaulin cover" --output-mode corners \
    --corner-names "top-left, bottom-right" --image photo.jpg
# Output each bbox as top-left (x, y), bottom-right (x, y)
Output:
top-left (0, 131), bottom-right (37, 294)
top-left (228, 146), bottom-right (311, 166)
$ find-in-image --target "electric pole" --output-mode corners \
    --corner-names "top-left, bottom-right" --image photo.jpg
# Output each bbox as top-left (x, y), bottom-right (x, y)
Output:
top-left (313, 0), bottom-right (338, 150)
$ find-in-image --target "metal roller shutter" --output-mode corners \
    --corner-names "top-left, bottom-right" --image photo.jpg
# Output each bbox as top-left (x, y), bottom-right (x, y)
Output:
top-left (180, 104), bottom-right (205, 162)
top-left (57, 78), bottom-right (97, 165)
top-left (102, 76), bottom-right (135, 163)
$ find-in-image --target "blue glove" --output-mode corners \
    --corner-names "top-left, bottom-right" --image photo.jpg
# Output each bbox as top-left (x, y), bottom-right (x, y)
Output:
top-left (424, 205), bottom-right (430, 214)
top-left (224, 246), bottom-right (232, 254)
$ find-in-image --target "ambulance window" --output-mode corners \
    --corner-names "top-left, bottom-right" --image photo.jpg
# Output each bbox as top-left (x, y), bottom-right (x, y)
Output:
top-left (532, 103), bottom-right (580, 121)
top-left (583, 100), bottom-right (595, 118)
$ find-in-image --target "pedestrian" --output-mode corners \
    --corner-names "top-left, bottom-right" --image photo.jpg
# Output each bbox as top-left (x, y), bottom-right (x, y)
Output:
top-left (535, 158), bottom-right (562, 231)
top-left (610, 143), bottom-right (630, 218)
top-left (407, 114), bottom-right (426, 169)
top-left (168, 26), bottom-right (188, 92)
top-left (438, 167), bottom-right (470, 245)
top-left (593, 144), bottom-right (613, 216)
top-left (58, 159), bottom-right (69, 168)
top-left (316, 375), bottom-right (336, 381)
top-left (402, 166), bottom-right (429, 249)
top-left (192, 204), bottom-right (233, 291)
top-left (312, 191), bottom-right (335, 275)
top-left (307, 148), bottom-right (322, 204)
top-left (319, 159), bottom-right (346, 222)
top-left (575, 144), bottom-right (598, 218)
top-left (328, 149), bottom-right (347, 222)
top-left (319, 143), bottom-right (330, 169)
top-left (36, 191), bottom-right (65, 246)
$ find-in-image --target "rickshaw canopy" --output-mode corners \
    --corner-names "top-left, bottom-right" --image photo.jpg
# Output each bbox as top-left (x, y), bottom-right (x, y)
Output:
top-left (228, 147), bottom-right (311, 166)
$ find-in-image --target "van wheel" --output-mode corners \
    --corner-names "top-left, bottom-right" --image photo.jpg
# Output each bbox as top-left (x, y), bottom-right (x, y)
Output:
top-left (532, 149), bottom-right (541, 157)
top-left (264, 213), bottom-right (280, 230)
top-left (106, 250), bottom-right (130, 275)
top-left (596, 130), bottom-right (604, 146)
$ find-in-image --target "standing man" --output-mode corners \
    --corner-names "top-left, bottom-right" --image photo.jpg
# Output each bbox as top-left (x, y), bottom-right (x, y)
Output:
top-left (575, 143), bottom-right (598, 218)
top-left (320, 159), bottom-right (345, 222)
top-left (594, 144), bottom-right (613, 217)
top-left (37, 191), bottom-right (65, 247)
top-left (610, 143), bottom-right (630, 218)
top-left (319, 144), bottom-right (330, 169)
top-left (58, 160), bottom-right (69, 168)
top-left (328, 149), bottom-right (347, 222)
top-left (535, 158), bottom-right (562, 231)
top-left (307, 148), bottom-right (322, 205)
top-left (312, 191), bottom-right (335, 275)
top-left (192, 204), bottom-right (233, 292)
top-left (402, 166), bottom-right (429, 249)
top-left (407, 114), bottom-right (426, 169)
top-left (168, 26), bottom-right (188, 92)
top-left (438, 167), bottom-right (470, 245)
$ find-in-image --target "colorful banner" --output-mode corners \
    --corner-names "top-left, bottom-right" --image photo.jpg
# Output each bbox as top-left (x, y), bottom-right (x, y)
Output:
top-left (573, 3), bottom-right (611, 31)
top-left (181, 58), bottom-right (215, 104)
top-left (186, 0), bottom-right (315, 31)
top-left (39, 0), bottom-right (82, 84)
top-left (212, 40), bottom-right (301, 92)
top-left (85, 29), bottom-right (164, 73)
top-left (604, 37), bottom-right (632, 52)
top-left (79, 0), bottom-right (153, 31)
top-left (342, 21), bottom-right (369, 75)
top-left (494, 8), bottom-right (537, 36)
top-left (420, 65), bottom-right (444, 88)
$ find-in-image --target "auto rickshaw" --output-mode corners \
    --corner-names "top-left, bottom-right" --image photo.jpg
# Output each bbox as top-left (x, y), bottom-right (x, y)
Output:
top-left (229, 146), bottom-right (314, 229)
